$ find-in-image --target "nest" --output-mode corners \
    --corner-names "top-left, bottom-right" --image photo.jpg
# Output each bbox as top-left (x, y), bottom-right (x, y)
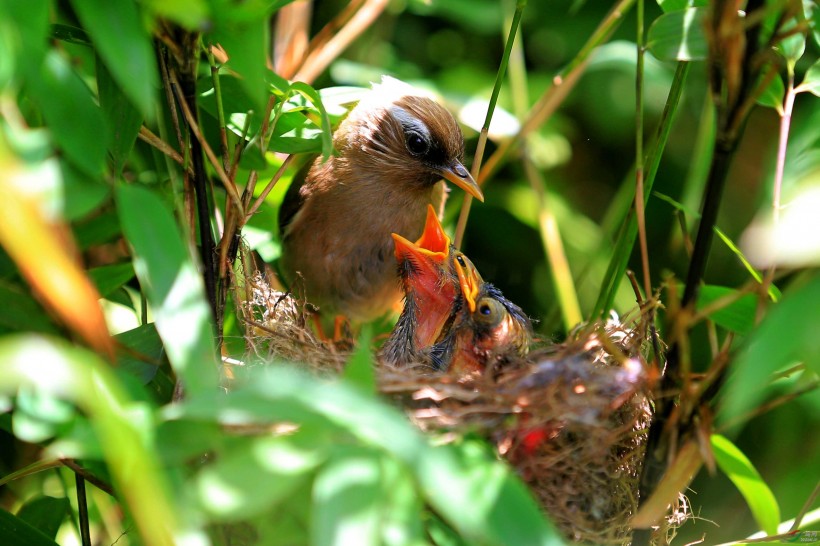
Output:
top-left (233, 268), bottom-right (683, 545)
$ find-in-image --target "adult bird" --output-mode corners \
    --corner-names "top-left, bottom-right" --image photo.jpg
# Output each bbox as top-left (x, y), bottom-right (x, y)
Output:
top-left (381, 204), bottom-right (482, 367)
top-left (279, 77), bottom-right (484, 323)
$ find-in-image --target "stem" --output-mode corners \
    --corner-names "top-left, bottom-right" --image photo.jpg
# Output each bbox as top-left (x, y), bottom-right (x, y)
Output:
top-left (478, 0), bottom-right (635, 187)
top-left (592, 62), bottom-right (690, 319)
top-left (634, 0), bottom-right (651, 299)
top-left (454, 0), bottom-right (527, 248)
top-left (206, 44), bottom-right (230, 171)
top-left (76, 473), bottom-right (91, 546)
top-left (523, 157), bottom-right (582, 329)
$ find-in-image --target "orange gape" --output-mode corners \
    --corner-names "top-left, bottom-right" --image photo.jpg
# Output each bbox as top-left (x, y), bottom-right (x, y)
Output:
top-left (383, 205), bottom-right (531, 375)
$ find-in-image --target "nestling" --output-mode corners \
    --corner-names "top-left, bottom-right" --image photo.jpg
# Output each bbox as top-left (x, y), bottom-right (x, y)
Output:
top-left (279, 77), bottom-right (483, 322)
top-left (381, 204), bottom-right (482, 367)
top-left (428, 282), bottom-right (532, 375)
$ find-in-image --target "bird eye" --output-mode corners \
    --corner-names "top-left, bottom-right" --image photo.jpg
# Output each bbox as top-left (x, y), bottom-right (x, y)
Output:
top-left (473, 297), bottom-right (505, 326)
top-left (405, 131), bottom-right (430, 156)
top-left (456, 255), bottom-right (466, 267)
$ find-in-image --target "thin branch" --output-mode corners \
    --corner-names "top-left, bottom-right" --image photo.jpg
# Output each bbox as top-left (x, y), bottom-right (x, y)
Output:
top-left (294, 0), bottom-right (389, 85)
top-left (478, 0), bottom-right (635, 187)
top-left (169, 69), bottom-right (245, 216)
top-left (137, 126), bottom-right (187, 169)
top-left (453, 0), bottom-right (527, 247)
top-left (246, 155), bottom-right (295, 221)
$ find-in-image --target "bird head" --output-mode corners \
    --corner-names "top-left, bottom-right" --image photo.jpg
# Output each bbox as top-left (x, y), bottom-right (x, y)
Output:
top-left (430, 283), bottom-right (532, 376)
top-left (338, 78), bottom-right (484, 201)
top-left (390, 205), bottom-right (477, 349)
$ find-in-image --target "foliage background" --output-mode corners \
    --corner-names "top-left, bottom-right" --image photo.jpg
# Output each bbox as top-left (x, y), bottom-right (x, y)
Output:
top-left (0, 0), bottom-right (818, 544)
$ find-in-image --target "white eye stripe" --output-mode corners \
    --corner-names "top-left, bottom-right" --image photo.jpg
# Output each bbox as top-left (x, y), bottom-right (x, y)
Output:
top-left (390, 106), bottom-right (432, 141)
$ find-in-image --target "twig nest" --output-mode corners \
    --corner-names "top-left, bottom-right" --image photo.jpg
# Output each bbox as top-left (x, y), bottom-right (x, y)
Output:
top-left (237, 271), bottom-right (680, 544)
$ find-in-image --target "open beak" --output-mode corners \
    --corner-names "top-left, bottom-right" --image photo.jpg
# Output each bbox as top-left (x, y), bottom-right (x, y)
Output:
top-left (438, 160), bottom-right (484, 202)
top-left (415, 205), bottom-right (450, 253)
top-left (453, 251), bottom-right (482, 313)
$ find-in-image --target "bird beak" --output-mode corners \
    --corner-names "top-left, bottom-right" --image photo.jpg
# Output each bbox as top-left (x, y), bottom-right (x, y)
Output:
top-left (453, 251), bottom-right (482, 313)
top-left (416, 204), bottom-right (450, 253)
top-left (438, 161), bottom-right (484, 202)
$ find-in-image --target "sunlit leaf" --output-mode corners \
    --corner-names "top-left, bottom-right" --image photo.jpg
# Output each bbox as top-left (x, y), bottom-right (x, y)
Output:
top-left (647, 8), bottom-right (708, 61)
top-left (696, 285), bottom-right (757, 335)
top-left (0, 152), bottom-right (113, 357)
top-left (313, 447), bottom-right (385, 546)
top-left (176, 366), bottom-right (564, 545)
top-left (711, 434), bottom-right (781, 535)
top-left (209, 19), bottom-right (270, 112)
top-left (797, 58), bottom-right (820, 96)
top-left (773, 17), bottom-right (806, 65)
top-left (142, 0), bottom-right (210, 30)
top-left (116, 183), bottom-right (218, 395)
top-left (342, 325), bottom-right (377, 392)
top-left (0, 335), bottom-right (181, 545)
top-left (656, 0), bottom-right (708, 13)
top-left (196, 434), bottom-right (326, 521)
top-left (719, 273), bottom-right (820, 424)
top-left (68, 0), bottom-right (158, 116)
top-left (290, 82), bottom-right (335, 160)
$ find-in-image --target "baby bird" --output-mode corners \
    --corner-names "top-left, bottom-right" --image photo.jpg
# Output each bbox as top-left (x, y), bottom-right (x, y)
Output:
top-left (279, 77), bottom-right (483, 322)
top-left (428, 283), bottom-right (532, 375)
top-left (381, 205), bottom-right (482, 366)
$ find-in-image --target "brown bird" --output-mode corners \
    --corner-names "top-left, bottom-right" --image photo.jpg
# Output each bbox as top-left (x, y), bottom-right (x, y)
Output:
top-left (381, 204), bottom-right (482, 366)
top-left (279, 77), bottom-right (484, 322)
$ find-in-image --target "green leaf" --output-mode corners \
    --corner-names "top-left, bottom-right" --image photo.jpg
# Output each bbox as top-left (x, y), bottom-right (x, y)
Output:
top-left (774, 17), bottom-right (806, 65)
top-left (114, 323), bottom-right (164, 386)
top-left (141, 0), bottom-right (210, 30)
top-left (49, 24), bottom-right (92, 46)
top-left (647, 8), bottom-right (708, 62)
top-left (656, 0), bottom-right (708, 12)
top-left (88, 263), bottom-right (136, 298)
top-left (711, 434), bottom-right (781, 535)
top-left (60, 161), bottom-right (111, 221)
top-left (196, 434), bottom-right (326, 521)
top-left (0, 279), bottom-right (58, 334)
top-left (696, 285), bottom-right (757, 335)
top-left (289, 82), bottom-right (335, 160)
top-left (0, 335), bottom-right (182, 545)
top-left (24, 50), bottom-right (107, 176)
top-left (177, 366), bottom-right (564, 546)
top-left (68, 0), bottom-right (158, 116)
top-left (16, 496), bottom-right (69, 540)
top-left (98, 58), bottom-right (144, 175)
top-left (756, 71), bottom-right (785, 110)
top-left (0, 507), bottom-right (58, 546)
top-left (342, 325), bottom-right (377, 392)
top-left (116, 183), bottom-right (218, 395)
top-left (312, 447), bottom-right (385, 546)
top-left (797, 58), bottom-right (820, 96)
top-left (719, 273), bottom-right (820, 424)
top-left (209, 19), bottom-right (270, 113)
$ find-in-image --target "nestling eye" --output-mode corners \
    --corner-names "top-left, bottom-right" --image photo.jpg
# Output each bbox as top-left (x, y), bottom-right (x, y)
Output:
top-left (473, 297), bottom-right (505, 326)
top-left (405, 131), bottom-right (430, 156)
